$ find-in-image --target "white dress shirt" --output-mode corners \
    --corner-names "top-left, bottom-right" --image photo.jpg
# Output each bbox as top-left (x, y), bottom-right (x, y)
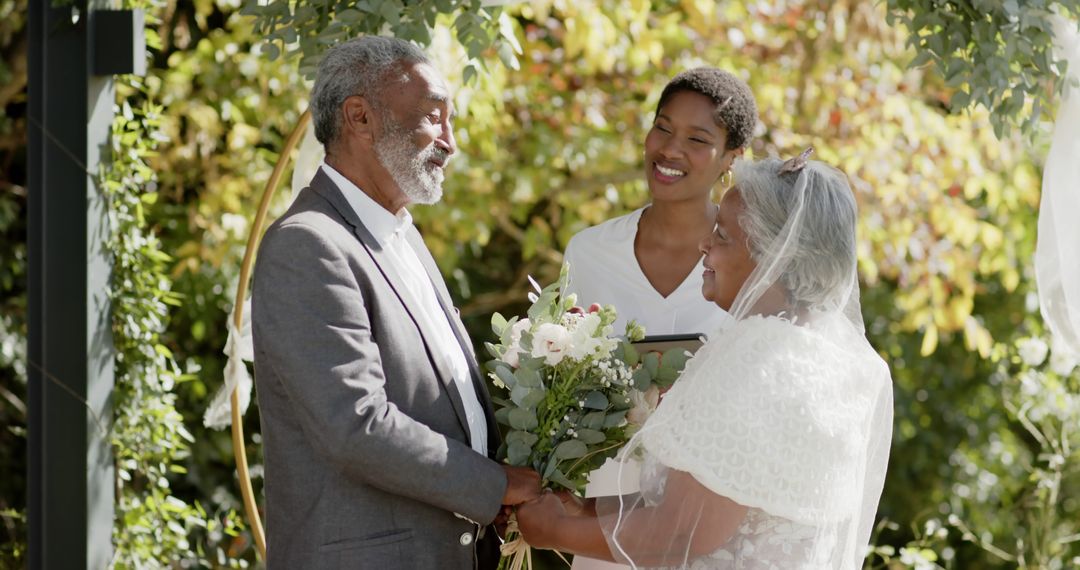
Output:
top-left (563, 206), bottom-right (732, 570)
top-left (321, 163), bottom-right (488, 457)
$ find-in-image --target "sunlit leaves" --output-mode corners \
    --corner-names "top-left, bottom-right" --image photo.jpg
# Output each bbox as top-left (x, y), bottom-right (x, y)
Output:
top-left (241, 0), bottom-right (519, 81)
top-left (886, 0), bottom-right (1080, 139)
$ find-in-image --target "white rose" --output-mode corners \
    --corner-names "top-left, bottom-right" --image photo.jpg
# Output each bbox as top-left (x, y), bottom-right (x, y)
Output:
top-left (531, 323), bottom-right (572, 366)
top-left (567, 314), bottom-right (604, 360)
top-left (1018, 337), bottom-right (1049, 367)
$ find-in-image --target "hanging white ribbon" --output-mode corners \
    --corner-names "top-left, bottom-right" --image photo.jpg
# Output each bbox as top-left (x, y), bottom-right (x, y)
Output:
top-left (290, 118), bottom-right (324, 204)
top-left (203, 298), bottom-right (254, 429)
top-left (1036, 16), bottom-right (1080, 365)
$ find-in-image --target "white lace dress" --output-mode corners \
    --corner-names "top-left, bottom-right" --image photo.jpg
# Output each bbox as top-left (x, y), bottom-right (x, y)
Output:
top-left (598, 315), bottom-right (893, 570)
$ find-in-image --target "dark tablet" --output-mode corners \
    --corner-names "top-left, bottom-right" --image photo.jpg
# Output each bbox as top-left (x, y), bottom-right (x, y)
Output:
top-left (630, 333), bottom-right (704, 354)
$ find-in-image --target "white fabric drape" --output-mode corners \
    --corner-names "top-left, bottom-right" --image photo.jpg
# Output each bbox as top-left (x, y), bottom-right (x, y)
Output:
top-left (203, 298), bottom-right (254, 429)
top-left (1037, 16), bottom-right (1080, 361)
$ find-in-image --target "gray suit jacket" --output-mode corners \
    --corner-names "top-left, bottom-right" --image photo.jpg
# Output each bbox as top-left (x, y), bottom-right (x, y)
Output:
top-left (252, 169), bottom-right (507, 569)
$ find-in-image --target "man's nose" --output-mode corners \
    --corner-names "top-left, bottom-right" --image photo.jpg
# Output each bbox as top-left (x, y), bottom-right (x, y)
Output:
top-left (440, 121), bottom-right (456, 156)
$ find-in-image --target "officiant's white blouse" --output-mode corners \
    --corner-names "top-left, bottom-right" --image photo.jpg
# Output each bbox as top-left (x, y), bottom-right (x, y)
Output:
top-left (563, 206), bottom-right (732, 570)
top-left (563, 206), bottom-right (732, 338)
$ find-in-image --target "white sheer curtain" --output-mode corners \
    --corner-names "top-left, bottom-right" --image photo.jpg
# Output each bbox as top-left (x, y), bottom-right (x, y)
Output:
top-left (1037, 16), bottom-right (1080, 362)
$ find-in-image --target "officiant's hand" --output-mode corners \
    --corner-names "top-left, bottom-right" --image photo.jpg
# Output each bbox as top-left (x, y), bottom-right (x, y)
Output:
top-left (516, 490), bottom-right (566, 549)
top-left (501, 465), bottom-right (542, 506)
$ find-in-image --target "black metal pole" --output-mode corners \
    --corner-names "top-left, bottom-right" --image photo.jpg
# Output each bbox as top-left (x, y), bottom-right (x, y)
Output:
top-left (27, 0), bottom-right (116, 567)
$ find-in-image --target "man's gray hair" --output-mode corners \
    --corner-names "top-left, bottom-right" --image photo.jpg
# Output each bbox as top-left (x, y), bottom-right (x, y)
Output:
top-left (733, 158), bottom-right (858, 308)
top-left (310, 36), bottom-right (431, 145)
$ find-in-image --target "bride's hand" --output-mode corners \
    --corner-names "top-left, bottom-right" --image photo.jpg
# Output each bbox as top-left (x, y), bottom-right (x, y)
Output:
top-left (515, 490), bottom-right (566, 549)
top-left (554, 489), bottom-right (591, 516)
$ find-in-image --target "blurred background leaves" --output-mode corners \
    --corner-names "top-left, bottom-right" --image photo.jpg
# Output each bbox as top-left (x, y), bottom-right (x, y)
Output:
top-left (1, 0), bottom-right (1077, 567)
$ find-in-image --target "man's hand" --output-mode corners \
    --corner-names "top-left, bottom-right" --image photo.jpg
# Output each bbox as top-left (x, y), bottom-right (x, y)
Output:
top-left (501, 465), bottom-right (541, 506)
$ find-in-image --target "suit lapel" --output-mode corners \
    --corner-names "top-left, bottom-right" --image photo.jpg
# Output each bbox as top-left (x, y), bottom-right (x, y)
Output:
top-left (310, 170), bottom-right (475, 444)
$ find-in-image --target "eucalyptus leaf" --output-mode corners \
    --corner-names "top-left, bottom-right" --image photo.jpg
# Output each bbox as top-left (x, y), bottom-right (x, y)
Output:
top-left (495, 365), bottom-right (517, 389)
top-left (506, 430), bottom-right (539, 448)
top-left (574, 429), bottom-right (605, 444)
top-left (507, 442), bottom-right (531, 466)
top-left (510, 384), bottom-right (533, 407)
top-left (553, 440), bottom-right (588, 460)
top-left (582, 391), bottom-right (608, 410)
top-left (661, 348), bottom-right (691, 372)
top-left (644, 352), bottom-right (660, 377)
top-left (508, 408), bottom-right (539, 431)
top-left (515, 366), bottom-right (542, 388)
top-left (491, 312), bottom-right (508, 336)
top-left (547, 468), bottom-right (575, 490)
top-left (632, 367), bottom-right (652, 391)
top-left (581, 411), bottom-right (606, 430)
top-left (527, 291), bottom-right (558, 322)
top-left (494, 407), bottom-right (512, 427)
top-left (520, 387), bottom-right (546, 410)
top-left (621, 342), bottom-right (640, 367)
top-left (604, 410), bottom-right (629, 428)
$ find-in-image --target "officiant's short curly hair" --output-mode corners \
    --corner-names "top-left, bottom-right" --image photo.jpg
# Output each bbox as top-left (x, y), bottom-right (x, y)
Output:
top-left (656, 68), bottom-right (758, 151)
top-left (311, 36), bottom-right (431, 146)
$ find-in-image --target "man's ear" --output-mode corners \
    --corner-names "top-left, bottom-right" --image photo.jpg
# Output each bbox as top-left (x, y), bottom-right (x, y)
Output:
top-left (341, 95), bottom-right (377, 144)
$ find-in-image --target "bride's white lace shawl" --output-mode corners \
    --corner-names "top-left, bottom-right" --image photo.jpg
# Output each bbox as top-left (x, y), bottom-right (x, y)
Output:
top-left (603, 314), bottom-right (893, 570)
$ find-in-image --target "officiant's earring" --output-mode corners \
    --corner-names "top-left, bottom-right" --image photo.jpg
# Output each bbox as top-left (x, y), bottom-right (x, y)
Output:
top-left (719, 169), bottom-right (733, 191)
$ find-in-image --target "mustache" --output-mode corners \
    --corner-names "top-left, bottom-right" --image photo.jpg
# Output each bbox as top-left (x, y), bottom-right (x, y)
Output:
top-left (426, 146), bottom-right (451, 167)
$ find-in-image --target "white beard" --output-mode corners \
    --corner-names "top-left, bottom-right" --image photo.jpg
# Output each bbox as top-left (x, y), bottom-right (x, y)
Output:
top-left (374, 117), bottom-right (448, 205)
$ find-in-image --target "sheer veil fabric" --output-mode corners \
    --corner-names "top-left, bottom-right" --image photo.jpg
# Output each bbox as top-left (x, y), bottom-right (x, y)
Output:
top-left (597, 160), bottom-right (894, 569)
top-left (1037, 15), bottom-right (1080, 360)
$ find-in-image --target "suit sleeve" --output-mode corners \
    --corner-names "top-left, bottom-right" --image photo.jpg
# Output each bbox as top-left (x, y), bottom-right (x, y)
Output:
top-left (252, 221), bottom-right (506, 524)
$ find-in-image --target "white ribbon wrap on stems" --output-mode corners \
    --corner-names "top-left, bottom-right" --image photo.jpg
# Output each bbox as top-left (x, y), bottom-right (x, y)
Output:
top-left (1037, 16), bottom-right (1080, 362)
top-left (203, 298), bottom-right (254, 429)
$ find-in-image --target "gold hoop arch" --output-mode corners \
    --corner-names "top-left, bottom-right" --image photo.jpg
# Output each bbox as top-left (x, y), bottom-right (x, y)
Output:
top-left (229, 109), bottom-right (311, 561)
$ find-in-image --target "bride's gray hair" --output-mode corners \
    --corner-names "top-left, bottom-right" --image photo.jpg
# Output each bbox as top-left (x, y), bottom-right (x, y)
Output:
top-left (732, 158), bottom-right (858, 309)
top-left (311, 37), bottom-right (430, 146)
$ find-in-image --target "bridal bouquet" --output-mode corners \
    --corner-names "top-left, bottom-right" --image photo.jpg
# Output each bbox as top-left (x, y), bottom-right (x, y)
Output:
top-left (487, 267), bottom-right (690, 569)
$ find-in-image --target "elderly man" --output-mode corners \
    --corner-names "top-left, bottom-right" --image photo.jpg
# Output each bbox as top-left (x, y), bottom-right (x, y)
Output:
top-left (251, 36), bottom-right (540, 569)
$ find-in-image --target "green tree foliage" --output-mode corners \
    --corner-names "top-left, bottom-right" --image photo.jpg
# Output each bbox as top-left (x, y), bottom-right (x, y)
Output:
top-left (1, 0), bottom-right (1078, 568)
top-left (0, 0), bottom-right (27, 566)
top-left (242, 0), bottom-right (524, 81)
top-left (886, 0), bottom-right (1080, 138)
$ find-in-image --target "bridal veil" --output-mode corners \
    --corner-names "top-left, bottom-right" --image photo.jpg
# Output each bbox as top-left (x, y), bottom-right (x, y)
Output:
top-left (597, 155), bottom-right (894, 569)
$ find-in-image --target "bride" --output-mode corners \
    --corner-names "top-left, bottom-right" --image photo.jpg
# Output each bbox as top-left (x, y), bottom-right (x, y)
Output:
top-left (514, 150), bottom-right (894, 569)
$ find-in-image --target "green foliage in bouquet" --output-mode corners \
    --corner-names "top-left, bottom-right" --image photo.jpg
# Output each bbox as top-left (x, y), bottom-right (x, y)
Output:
top-left (485, 266), bottom-right (691, 492)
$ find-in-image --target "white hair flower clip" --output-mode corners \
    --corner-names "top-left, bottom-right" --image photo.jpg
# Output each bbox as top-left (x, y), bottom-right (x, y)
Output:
top-left (779, 147), bottom-right (814, 174)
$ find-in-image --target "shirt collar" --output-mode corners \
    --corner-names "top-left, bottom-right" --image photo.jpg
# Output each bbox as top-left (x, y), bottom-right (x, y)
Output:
top-left (320, 161), bottom-right (412, 244)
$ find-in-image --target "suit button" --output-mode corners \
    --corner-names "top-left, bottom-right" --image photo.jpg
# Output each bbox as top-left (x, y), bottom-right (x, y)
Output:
top-left (459, 532), bottom-right (474, 546)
